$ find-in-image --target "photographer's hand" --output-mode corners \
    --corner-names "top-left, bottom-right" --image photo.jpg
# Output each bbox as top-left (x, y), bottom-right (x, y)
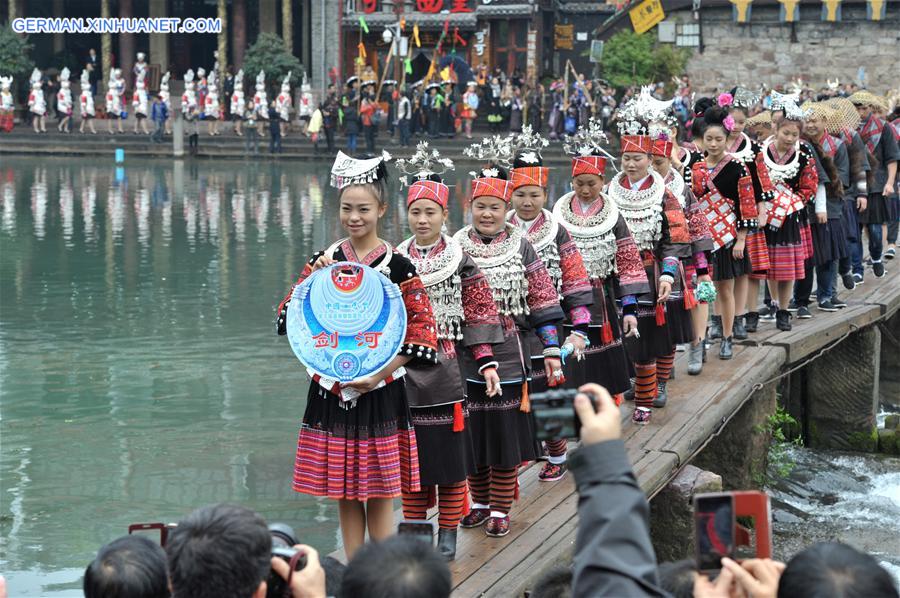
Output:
top-left (270, 544), bottom-right (326, 598)
top-left (722, 557), bottom-right (784, 598)
top-left (574, 383), bottom-right (621, 445)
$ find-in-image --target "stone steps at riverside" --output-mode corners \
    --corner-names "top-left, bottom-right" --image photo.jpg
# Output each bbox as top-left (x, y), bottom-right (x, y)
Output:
top-left (327, 269), bottom-right (900, 597)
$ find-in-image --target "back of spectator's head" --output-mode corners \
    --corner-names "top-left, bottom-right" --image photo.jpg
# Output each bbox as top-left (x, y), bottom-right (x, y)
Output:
top-left (778, 542), bottom-right (899, 598)
top-left (165, 503), bottom-right (271, 598)
top-left (84, 535), bottom-right (169, 598)
top-left (530, 565), bottom-right (573, 598)
top-left (657, 559), bottom-right (697, 598)
top-left (341, 535), bottom-right (451, 598)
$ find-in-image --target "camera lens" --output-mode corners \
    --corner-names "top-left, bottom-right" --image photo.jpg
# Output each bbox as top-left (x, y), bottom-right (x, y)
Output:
top-left (268, 522), bottom-right (297, 549)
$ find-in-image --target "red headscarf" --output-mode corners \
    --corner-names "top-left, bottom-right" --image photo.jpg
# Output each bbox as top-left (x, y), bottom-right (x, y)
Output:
top-left (407, 180), bottom-right (449, 208)
top-left (650, 138), bottom-right (673, 158)
top-left (510, 166), bottom-right (549, 190)
top-left (621, 135), bottom-right (652, 154)
top-left (571, 156), bottom-right (607, 178)
top-left (471, 177), bottom-right (513, 202)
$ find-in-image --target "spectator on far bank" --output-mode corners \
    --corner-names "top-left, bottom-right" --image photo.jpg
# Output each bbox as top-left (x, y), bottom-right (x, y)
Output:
top-left (151, 93), bottom-right (168, 144)
top-left (341, 535), bottom-right (451, 598)
top-left (83, 535), bottom-right (169, 598)
top-left (268, 102), bottom-right (282, 154)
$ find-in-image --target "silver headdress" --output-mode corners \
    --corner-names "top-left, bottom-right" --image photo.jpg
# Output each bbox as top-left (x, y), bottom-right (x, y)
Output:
top-left (616, 86), bottom-right (675, 135)
top-left (781, 98), bottom-right (812, 122)
top-left (732, 86), bottom-right (761, 109)
top-left (769, 90), bottom-right (801, 111)
top-left (509, 124), bottom-right (550, 164)
top-left (395, 141), bottom-right (454, 188)
top-left (563, 117), bottom-right (617, 169)
top-left (463, 134), bottom-right (513, 177)
top-left (330, 150), bottom-right (392, 189)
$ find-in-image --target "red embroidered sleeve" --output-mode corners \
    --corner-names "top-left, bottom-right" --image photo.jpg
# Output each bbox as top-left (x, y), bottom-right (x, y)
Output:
top-left (691, 162), bottom-right (708, 197)
top-left (469, 343), bottom-right (494, 361)
top-left (797, 151), bottom-right (819, 204)
top-left (525, 259), bottom-right (561, 313)
top-left (737, 165), bottom-right (759, 228)
top-left (615, 236), bottom-right (648, 289)
top-left (663, 190), bottom-right (691, 244)
top-left (399, 276), bottom-right (439, 359)
top-left (558, 238), bottom-right (592, 298)
top-left (753, 152), bottom-right (776, 201)
top-left (461, 271), bottom-right (501, 327)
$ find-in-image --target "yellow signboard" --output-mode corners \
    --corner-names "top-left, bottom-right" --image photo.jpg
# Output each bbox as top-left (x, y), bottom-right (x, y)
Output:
top-left (554, 24), bottom-right (574, 50)
top-left (630, 0), bottom-right (665, 34)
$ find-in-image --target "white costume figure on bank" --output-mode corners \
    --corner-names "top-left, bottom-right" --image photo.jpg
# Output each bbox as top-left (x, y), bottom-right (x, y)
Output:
top-left (197, 66), bottom-right (208, 110)
top-left (79, 68), bottom-right (96, 134)
top-left (0, 75), bottom-right (14, 133)
top-left (231, 68), bottom-right (245, 136)
top-left (133, 52), bottom-right (147, 86)
top-left (253, 70), bottom-right (267, 135)
top-left (57, 67), bottom-right (73, 132)
top-left (298, 73), bottom-right (313, 134)
top-left (159, 71), bottom-right (171, 134)
top-left (182, 69), bottom-right (198, 119)
top-left (104, 69), bottom-right (122, 133)
top-left (132, 71), bottom-right (150, 134)
top-left (205, 68), bottom-right (220, 135)
top-left (276, 71), bottom-right (292, 136)
top-left (27, 68), bottom-right (47, 133)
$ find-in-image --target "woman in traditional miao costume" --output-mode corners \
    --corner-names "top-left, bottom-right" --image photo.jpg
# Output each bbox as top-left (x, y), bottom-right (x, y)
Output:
top-left (791, 102), bottom-right (850, 315)
top-left (691, 107), bottom-right (759, 358)
top-left (722, 89), bottom-right (775, 335)
top-left (506, 127), bottom-right (593, 481)
top-left (553, 119), bottom-right (649, 417)
top-left (758, 101), bottom-right (819, 332)
top-left (848, 91), bottom-right (900, 282)
top-left (649, 124), bottom-right (714, 376)
top-left (822, 97), bottom-right (869, 293)
top-left (453, 146), bottom-right (564, 538)
top-left (394, 144), bottom-right (504, 560)
top-left (275, 151), bottom-right (438, 559)
top-left (606, 104), bottom-right (694, 425)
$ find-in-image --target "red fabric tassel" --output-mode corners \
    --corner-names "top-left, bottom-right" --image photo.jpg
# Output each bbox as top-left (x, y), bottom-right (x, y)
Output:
top-left (425, 485), bottom-right (437, 510)
top-left (520, 381), bottom-right (530, 412)
top-left (452, 402), bottom-right (465, 432)
top-left (683, 286), bottom-right (698, 310)
top-left (614, 393), bottom-right (624, 406)
top-left (655, 303), bottom-right (666, 326)
top-left (461, 485), bottom-right (470, 517)
top-left (601, 321), bottom-right (614, 345)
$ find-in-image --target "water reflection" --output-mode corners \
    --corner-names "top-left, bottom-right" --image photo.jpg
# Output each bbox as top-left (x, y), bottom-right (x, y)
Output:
top-left (0, 156), bottom-right (572, 596)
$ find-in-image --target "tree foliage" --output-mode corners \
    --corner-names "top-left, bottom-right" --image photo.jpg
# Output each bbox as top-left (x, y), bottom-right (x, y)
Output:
top-left (600, 30), bottom-right (690, 90)
top-left (241, 33), bottom-right (303, 93)
top-left (0, 26), bottom-right (35, 79)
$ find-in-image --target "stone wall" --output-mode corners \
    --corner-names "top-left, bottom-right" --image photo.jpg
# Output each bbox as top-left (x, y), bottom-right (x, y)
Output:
top-left (310, 0), bottom-right (342, 93)
top-left (670, 4), bottom-right (899, 93)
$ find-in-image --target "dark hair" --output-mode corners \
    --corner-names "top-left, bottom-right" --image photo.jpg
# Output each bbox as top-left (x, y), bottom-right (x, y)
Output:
top-left (693, 96), bottom-right (715, 118)
top-left (701, 106), bottom-right (730, 136)
top-left (778, 542), bottom-right (898, 598)
top-left (340, 536), bottom-right (452, 598)
top-left (657, 559), bottom-right (697, 598)
top-left (478, 162), bottom-right (508, 179)
top-left (165, 504), bottom-right (271, 598)
top-left (512, 150), bottom-right (544, 169)
top-left (530, 565), bottom-right (573, 598)
top-left (84, 535), bottom-right (170, 598)
top-left (690, 116), bottom-right (706, 140)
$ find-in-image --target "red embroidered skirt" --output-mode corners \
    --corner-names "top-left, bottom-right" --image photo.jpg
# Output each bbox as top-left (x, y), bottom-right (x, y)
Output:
top-left (764, 212), bottom-right (808, 281)
top-left (293, 380), bottom-right (421, 500)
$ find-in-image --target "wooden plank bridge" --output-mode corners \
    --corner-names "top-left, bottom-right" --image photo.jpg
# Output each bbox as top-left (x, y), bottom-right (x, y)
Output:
top-left (332, 271), bottom-right (900, 596)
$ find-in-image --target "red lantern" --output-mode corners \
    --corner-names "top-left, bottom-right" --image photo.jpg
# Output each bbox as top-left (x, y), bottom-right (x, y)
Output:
top-left (361, 0), bottom-right (378, 13)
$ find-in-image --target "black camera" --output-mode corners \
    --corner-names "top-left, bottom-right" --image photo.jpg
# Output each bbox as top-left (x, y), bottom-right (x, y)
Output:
top-left (267, 523), bottom-right (307, 598)
top-left (529, 388), bottom-right (596, 442)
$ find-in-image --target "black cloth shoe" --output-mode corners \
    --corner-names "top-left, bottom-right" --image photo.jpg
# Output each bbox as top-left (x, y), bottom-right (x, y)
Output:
top-left (719, 336), bottom-right (733, 360)
top-left (796, 305), bottom-right (813, 319)
top-left (733, 315), bottom-right (748, 340)
top-left (708, 315), bottom-right (723, 340)
top-left (831, 295), bottom-right (848, 309)
top-left (873, 261), bottom-right (886, 278)
top-left (787, 299), bottom-right (799, 313)
top-left (759, 305), bottom-right (776, 321)
top-left (776, 309), bottom-right (793, 331)
top-left (437, 528), bottom-right (457, 561)
top-left (652, 382), bottom-right (668, 408)
top-left (745, 311), bottom-right (760, 332)
top-left (841, 272), bottom-right (856, 290)
top-left (817, 299), bottom-right (839, 312)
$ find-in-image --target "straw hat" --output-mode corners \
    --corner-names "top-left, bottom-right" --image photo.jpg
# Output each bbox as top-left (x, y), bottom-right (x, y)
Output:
top-left (848, 90), bottom-right (888, 111)
top-left (821, 97), bottom-right (861, 132)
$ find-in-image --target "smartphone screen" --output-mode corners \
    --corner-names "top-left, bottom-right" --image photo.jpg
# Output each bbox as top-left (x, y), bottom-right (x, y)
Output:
top-left (397, 520), bottom-right (434, 546)
top-left (694, 494), bottom-right (735, 572)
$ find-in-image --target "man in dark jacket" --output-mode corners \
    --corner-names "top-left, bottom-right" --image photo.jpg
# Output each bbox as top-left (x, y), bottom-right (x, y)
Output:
top-left (570, 384), bottom-right (667, 597)
top-left (150, 94), bottom-right (168, 143)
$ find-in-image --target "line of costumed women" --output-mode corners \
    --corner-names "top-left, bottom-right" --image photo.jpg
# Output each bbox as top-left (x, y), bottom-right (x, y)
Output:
top-left (609, 95), bottom-right (695, 426)
top-left (453, 138), bottom-right (564, 538)
top-left (394, 143), bottom-right (505, 560)
top-left (504, 126), bottom-right (594, 482)
top-left (275, 151), bottom-right (439, 560)
top-left (553, 118), bottom-right (648, 407)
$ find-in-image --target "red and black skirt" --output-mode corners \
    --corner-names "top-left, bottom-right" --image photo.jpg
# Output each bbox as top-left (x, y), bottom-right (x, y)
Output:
top-left (466, 380), bottom-right (540, 469)
top-left (293, 380), bottom-right (420, 501)
top-left (409, 402), bottom-right (476, 487)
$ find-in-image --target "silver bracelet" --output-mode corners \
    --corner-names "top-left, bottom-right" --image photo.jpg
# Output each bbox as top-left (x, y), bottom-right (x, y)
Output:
top-left (542, 347), bottom-right (562, 359)
top-left (477, 361), bottom-right (499, 374)
top-left (659, 274), bottom-right (675, 285)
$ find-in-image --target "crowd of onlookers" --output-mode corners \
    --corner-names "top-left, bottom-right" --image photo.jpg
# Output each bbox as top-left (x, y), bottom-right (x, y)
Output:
top-left (0, 384), bottom-right (893, 598)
